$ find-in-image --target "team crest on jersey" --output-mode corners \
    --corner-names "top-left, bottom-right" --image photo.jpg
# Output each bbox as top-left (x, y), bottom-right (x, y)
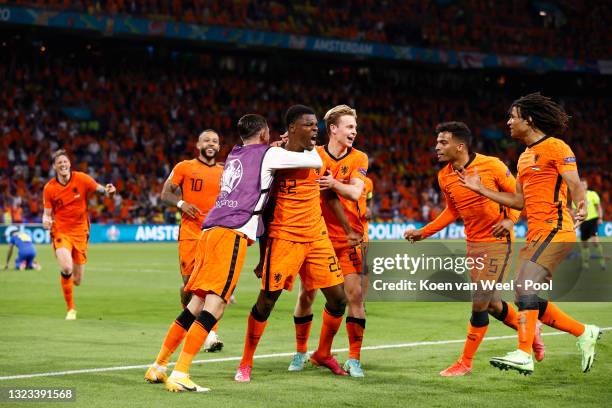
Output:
top-left (341, 165), bottom-right (349, 175)
top-left (274, 273), bottom-right (282, 284)
top-left (72, 187), bottom-right (78, 193)
top-left (219, 159), bottom-right (243, 198)
top-left (533, 154), bottom-right (540, 163)
top-left (314, 168), bottom-right (321, 175)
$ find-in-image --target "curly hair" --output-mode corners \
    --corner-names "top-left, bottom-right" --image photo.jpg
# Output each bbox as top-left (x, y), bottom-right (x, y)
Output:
top-left (510, 92), bottom-right (570, 136)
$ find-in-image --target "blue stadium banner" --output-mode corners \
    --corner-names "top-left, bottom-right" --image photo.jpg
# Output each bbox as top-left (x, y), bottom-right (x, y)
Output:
top-left (1, 223), bottom-right (611, 244)
top-left (0, 5), bottom-right (609, 75)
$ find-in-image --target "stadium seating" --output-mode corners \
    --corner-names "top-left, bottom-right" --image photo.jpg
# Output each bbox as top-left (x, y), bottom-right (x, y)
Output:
top-left (5, 0), bottom-right (611, 59)
top-left (0, 36), bottom-right (610, 224)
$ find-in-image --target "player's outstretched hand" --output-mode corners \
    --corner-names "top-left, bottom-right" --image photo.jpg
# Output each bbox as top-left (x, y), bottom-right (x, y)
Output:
top-left (573, 200), bottom-right (587, 229)
top-left (179, 201), bottom-right (202, 219)
top-left (456, 167), bottom-right (482, 192)
top-left (105, 183), bottom-right (116, 198)
top-left (404, 229), bottom-right (423, 243)
top-left (492, 218), bottom-right (514, 238)
top-left (316, 170), bottom-right (337, 191)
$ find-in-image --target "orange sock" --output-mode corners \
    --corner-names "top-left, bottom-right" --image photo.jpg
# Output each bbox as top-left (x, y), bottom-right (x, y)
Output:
top-left (294, 315), bottom-right (313, 353)
top-left (212, 322), bottom-right (220, 333)
top-left (461, 322), bottom-right (488, 367)
top-left (60, 274), bottom-right (74, 311)
top-left (174, 311), bottom-right (217, 374)
top-left (155, 309), bottom-right (196, 366)
top-left (517, 310), bottom-right (538, 353)
top-left (503, 302), bottom-right (518, 330)
top-left (240, 311), bottom-right (268, 367)
top-left (314, 307), bottom-right (343, 359)
top-left (540, 302), bottom-right (585, 337)
top-left (346, 317), bottom-right (366, 360)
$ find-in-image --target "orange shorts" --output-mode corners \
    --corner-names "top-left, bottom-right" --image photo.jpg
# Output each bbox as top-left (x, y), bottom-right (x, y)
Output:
top-left (519, 230), bottom-right (575, 275)
top-left (52, 232), bottom-right (89, 265)
top-left (262, 237), bottom-right (344, 292)
top-left (332, 241), bottom-right (364, 276)
top-left (178, 239), bottom-right (199, 276)
top-left (185, 227), bottom-right (248, 303)
top-left (467, 241), bottom-right (513, 283)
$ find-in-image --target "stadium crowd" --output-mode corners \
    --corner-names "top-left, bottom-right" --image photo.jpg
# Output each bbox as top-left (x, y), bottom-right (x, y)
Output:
top-left (4, 0), bottom-right (611, 60)
top-left (1, 41), bottom-right (610, 225)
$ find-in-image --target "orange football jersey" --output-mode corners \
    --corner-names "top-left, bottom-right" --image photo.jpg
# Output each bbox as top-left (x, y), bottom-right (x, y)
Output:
top-left (422, 153), bottom-right (520, 242)
top-left (517, 136), bottom-right (577, 240)
top-left (267, 149), bottom-right (330, 243)
top-left (318, 145), bottom-right (369, 241)
top-left (170, 159), bottom-right (223, 240)
top-left (43, 171), bottom-right (98, 236)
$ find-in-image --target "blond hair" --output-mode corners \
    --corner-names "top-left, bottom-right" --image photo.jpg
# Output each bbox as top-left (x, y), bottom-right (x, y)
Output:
top-left (51, 149), bottom-right (69, 164)
top-left (324, 105), bottom-right (357, 135)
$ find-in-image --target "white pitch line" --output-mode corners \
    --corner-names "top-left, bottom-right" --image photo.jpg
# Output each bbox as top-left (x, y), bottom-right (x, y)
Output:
top-left (1, 327), bottom-right (609, 381)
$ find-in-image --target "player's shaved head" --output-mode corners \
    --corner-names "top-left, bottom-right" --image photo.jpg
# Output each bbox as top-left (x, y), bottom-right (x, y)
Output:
top-left (285, 105), bottom-right (316, 128)
top-left (435, 122), bottom-right (472, 151)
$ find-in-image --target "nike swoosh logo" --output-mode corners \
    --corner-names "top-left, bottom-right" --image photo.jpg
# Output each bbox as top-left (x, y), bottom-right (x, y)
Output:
top-left (179, 382), bottom-right (196, 391)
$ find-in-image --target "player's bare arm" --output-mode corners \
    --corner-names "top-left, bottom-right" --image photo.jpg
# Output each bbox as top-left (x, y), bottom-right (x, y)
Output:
top-left (317, 172), bottom-right (364, 201)
top-left (95, 183), bottom-right (116, 198)
top-left (491, 218), bottom-right (515, 239)
top-left (321, 189), bottom-right (362, 246)
top-left (457, 167), bottom-right (524, 210)
top-left (161, 177), bottom-right (201, 219)
top-left (42, 207), bottom-right (53, 229)
top-left (404, 206), bottom-right (458, 243)
top-left (562, 170), bottom-right (587, 227)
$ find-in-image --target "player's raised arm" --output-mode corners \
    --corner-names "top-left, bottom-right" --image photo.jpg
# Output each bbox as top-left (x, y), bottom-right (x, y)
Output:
top-left (562, 170), bottom-right (587, 227)
top-left (457, 167), bottom-right (524, 210)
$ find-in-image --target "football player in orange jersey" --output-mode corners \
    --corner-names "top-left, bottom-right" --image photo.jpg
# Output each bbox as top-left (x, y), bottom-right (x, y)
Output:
top-left (160, 129), bottom-right (225, 352)
top-left (288, 105), bottom-right (369, 377)
top-left (459, 93), bottom-right (600, 375)
top-left (235, 105), bottom-right (351, 382)
top-left (42, 149), bottom-right (116, 320)
top-left (404, 121), bottom-right (545, 376)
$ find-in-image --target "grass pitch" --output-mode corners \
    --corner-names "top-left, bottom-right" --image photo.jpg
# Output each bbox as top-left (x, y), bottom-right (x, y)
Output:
top-left (1, 242), bottom-right (610, 407)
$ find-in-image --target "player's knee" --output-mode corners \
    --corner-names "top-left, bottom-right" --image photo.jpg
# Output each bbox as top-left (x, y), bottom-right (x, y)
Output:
top-left (472, 301), bottom-right (489, 313)
top-left (346, 285), bottom-right (363, 305)
top-left (298, 290), bottom-right (316, 309)
top-left (324, 300), bottom-right (346, 317)
top-left (515, 294), bottom-right (539, 311)
top-left (255, 291), bottom-right (280, 321)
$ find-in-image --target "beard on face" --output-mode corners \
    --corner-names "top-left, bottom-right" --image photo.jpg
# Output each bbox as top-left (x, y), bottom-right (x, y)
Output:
top-left (200, 148), bottom-right (216, 159)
